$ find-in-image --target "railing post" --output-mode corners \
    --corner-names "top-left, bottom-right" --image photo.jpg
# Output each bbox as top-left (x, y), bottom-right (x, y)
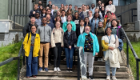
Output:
top-left (17, 58), bottom-right (20, 80)
top-left (14, 15), bottom-right (15, 29)
top-left (126, 41), bottom-right (129, 67)
top-left (77, 49), bottom-right (80, 80)
top-left (136, 59), bottom-right (139, 80)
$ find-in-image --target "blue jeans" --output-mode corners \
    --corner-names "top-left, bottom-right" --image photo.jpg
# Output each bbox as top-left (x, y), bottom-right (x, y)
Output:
top-left (103, 51), bottom-right (116, 76)
top-left (65, 47), bottom-right (74, 68)
top-left (118, 39), bottom-right (123, 51)
top-left (26, 46), bottom-right (38, 77)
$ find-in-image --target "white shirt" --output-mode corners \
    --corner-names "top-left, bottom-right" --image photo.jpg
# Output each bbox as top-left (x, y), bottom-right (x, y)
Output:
top-left (89, 16), bottom-right (93, 21)
top-left (80, 26), bottom-right (84, 34)
top-left (61, 16), bottom-right (67, 23)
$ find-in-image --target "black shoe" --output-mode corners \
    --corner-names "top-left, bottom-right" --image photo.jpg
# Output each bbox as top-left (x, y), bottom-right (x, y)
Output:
top-left (89, 76), bottom-right (93, 79)
top-left (69, 69), bottom-right (73, 72)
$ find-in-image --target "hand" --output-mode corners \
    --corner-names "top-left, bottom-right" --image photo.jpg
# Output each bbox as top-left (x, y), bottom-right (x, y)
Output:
top-left (96, 53), bottom-right (98, 56)
top-left (109, 47), bottom-right (114, 50)
top-left (69, 46), bottom-right (71, 49)
top-left (33, 11), bottom-right (36, 14)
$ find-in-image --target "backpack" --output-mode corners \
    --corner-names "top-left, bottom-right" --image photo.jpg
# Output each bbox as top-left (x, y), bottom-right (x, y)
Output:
top-left (27, 32), bottom-right (30, 43)
top-left (111, 26), bottom-right (121, 36)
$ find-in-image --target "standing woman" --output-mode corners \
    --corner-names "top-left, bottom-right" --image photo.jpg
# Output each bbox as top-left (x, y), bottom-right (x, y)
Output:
top-left (62, 15), bottom-right (76, 32)
top-left (84, 17), bottom-right (90, 26)
top-left (64, 23), bottom-right (77, 72)
top-left (90, 12), bottom-right (101, 33)
top-left (77, 26), bottom-right (99, 79)
top-left (95, 21), bottom-right (105, 61)
top-left (73, 12), bottom-right (81, 29)
top-left (51, 21), bottom-right (64, 71)
top-left (102, 27), bottom-right (122, 80)
top-left (23, 25), bottom-right (40, 78)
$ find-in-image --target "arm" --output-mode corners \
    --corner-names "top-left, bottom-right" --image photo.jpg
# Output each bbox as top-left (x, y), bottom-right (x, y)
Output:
top-left (112, 5), bottom-right (116, 13)
top-left (38, 35), bottom-right (40, 50)
top-left (51, 29), bottom-right (56, 48)
top-left (101, 36), bottom-right (109, 50)
top-left (77, 34), bottom-right (81, 47)
top-left (94, 35), bottom-right (99, 53)
top-left (120, 28), bottom-right (125, 40)
top-left (23, 24), bottom-right (28, 37)
top-left (72, 22), bottom-right (76, 31)
top-left (62, 23), bottom-right (66, 32)
top-left (70, 32), bottom-right (77, 46)
top-left (61, 30), bottom-right (64, 47)
top-left (29, 10), bottom-right (33, 18)
top-left (63, 33), bottom-right (69, 48)
top-left (23, 33), bottom-right (29, 49)
top-left (115, 35), bottom-right (119, 48)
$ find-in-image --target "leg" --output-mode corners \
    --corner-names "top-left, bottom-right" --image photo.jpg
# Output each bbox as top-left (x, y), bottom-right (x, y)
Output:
top-left (112, 67), bottom-right (117, 76)
top-left (44, 43), bottom-right (50, 68)
top-left (65, 48), bottom-right (70, 68)
top-left (69, 47), bottom-right (74, 68)
top-left (53, 47), bottom-right (58, 67)
top-left (32, 57), bottom-right (38, 75)
top-left (84, 52), bottom-right (88, 73)
top-left (26, 46), bottom-right (33, 77)
top-left (39, 44), bottom-right (43, 68)
top-left (57, 43), bottom-right (62, 67)
top-left (105, 59), bottom-right (110, 76)
top-left (88, 52), bottom-right (95, 76)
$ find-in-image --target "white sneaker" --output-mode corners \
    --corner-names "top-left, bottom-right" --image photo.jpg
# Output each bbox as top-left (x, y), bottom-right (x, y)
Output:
top-left (112, 76), bottom-right (117, 80)
top-left (106, 76), bottom-right (110, 80)
top-left (54, 67), bottom-right (57, 71)
top-left (57, 67), bottom-right (61, 71)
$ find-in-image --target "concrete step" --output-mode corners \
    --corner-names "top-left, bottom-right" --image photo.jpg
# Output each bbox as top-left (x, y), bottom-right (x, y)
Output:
top-left (47, 65), bottom-right (127, 72)
top-left (36, 71), bottom-right (129, 78)
top-left (22, 76), bottom-right (131, 80)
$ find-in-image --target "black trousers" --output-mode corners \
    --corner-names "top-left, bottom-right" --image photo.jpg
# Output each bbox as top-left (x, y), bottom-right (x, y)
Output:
top-left (53, 43), bottom-right (62, 67)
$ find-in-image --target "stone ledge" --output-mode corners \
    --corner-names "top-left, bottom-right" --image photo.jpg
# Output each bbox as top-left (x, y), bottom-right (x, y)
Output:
top-left (9, 29), bottom-right (22, 32)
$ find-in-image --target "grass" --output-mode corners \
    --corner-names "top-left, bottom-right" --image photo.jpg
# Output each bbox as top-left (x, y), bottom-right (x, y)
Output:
top-left (123, 41), bottom-right (140, 80)
top-left (0, 41), bottom-right (22, 80)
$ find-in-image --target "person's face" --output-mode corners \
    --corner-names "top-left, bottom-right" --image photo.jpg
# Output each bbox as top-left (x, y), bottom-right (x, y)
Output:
top-left (85, 26), bottom-right (90, 34)
top-left (101, 7), bottom-right (105, 11)
top-left (95, 9), bottom-right (99, 13)
top-left (66, 5), bottom-right (69, 8)
top-left (52, 5), bottom-right (55, 9)
top-left (98, 1), bottom-right (101, 5)
top-left (67, 24), bottom-right (72, 31)
top-left (46, 15), bottom-right (51, 21)
top-left (75, 6), bottom-right (78, 10)
top-left (68, 10), bottom-right (72, 14)
top-left (38, 1), bottom-right (42, 5)
top-left (31, 26), bottom-right (36, 33)
top-left (80, 21), bottom-right (84, 26)
top-left (111, 15), bottom-right (116, 20)
top-left (55, 22), bottom-right (60, 28)
top-left (49, 1), bottom-right (52, 5)
top-left (30, 17), bottom-right (36, 23)
top-left (62, 11), bottom-right (65, 16)
top-left (91, 4), bottom-right (95, 8)
top-left (61, 4), bottom-right (64, 7)
top-left (101, 3), bottom-right (104, 7)
top-left (83, 6), bottom-right (86, 11)
top-left (35, 13), bottom-right (40, 18)
top-left (75, 13), bottom-right (78, 17)
top-left (86, 6), bottom-right (89, 9)
top-left (85, 18), bottom-right (89, 22)
top-left (42, 10), bottom-right (46, 13)
top-left (109, 1), bottom-right (112, 5)
top-left (95, 13), bottom-right (99, 18)
top-left (42, 18), bottom-right (47, 24)
top-left (88, 11), bottom-right (92, 16)
top-left (107, 13), bottom-right (111, 17)
top-left (112, 20), bottom-right (117, 27)
top-left (106, 28), bottom-right (112, 35)
top-left (78, 9), bottom-right (82, 13)
top-left (98, 22), bottom-right (103, 27)
top-left (47, 10), bottom-right (51, 14)
top-left (67, 16), bottom-right (72, 21)
top-left (56, 17), bottom-right (61, 21)
top-left (34, 5), bottom-right (38, 10)
top-left (57, 11), bottom-right (60, 15)
top-left (46, 7), bottom-right (49, 10)
top-left (69, 5), bottom-right (72, 9)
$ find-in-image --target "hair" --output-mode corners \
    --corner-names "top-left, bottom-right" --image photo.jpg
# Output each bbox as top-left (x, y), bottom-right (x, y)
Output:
top-left (111, 19), bottom-right (119, 27)
top-left (41, 17), bottom-right (46, 21)
top-left (105, 27), bottom-right (112, 35)
top-left (80, 19), bottom-right (85, 23)
top-left (85, 26), bottom-right (91, 30)
top-left (30, 25), bottom-right (37, 29)
top-left (107, 11), bottom-right (112, 14)
top-left (93, 12), bottom-right (100, 19)
top-left (84, 17), bottom-right (89, 22)
top-left (55, 21), bottom-right (61, 27)
top-left (87, 5), bottom-right (90, 9)
top-left (55, 15), bottom-right (62, 23)
top-left (61, 10), bottom-right (65, 12)
top-left (67, 23), bottom-right (72, 27)
top-left (69, 4), bottom-right (72, 6)
top-left (67, 14), bottom-right (73, 21)
top-left (98, 21), bottom-right (103, 24)
top-left (34, 4), bottom-right (38, 7)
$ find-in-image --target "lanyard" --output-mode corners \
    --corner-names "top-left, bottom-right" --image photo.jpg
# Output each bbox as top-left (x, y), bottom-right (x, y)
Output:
top-left (107, 35), bottom-right (111, 44)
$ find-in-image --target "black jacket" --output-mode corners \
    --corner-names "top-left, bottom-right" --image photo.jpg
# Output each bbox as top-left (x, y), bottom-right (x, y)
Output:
top-left (29, 9), bottom-right (41, 18)
top-left (76, 25), bottom-right (85, 38)
top-left (64, 30), bottom-right (77, 48)
top-left (23, 22), bottom-right (38, 37)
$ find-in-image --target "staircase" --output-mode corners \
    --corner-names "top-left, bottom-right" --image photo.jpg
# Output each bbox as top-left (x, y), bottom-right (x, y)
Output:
top-left (19, 50), bottom-right (133, 80)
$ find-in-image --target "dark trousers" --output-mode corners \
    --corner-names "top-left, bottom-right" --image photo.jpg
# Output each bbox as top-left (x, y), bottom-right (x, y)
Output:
top-left (53, 43), bottom-right (62, 67)
top-left (26, 46), bottom-right (38, 77)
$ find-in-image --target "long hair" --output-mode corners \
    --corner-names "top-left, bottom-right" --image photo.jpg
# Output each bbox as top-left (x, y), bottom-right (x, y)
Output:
top-left (111, 19), bottom-right (119, 27)
top-left (93, 12), bottom-right (101, 19)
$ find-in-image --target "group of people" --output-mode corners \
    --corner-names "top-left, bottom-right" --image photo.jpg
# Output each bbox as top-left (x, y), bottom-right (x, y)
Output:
top-left (23, 0), bottom-right (125, 80)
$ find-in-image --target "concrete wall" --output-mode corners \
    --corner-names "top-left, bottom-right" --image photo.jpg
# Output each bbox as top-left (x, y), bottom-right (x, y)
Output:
top-left (0, 31), bottom-right (23, 47)
top-left (115, 2), bottom-right (137, 25)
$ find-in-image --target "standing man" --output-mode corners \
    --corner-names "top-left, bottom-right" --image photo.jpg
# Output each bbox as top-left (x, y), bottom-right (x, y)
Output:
top-left (90, 3), bottom-right (96, 15)
top-left (46, 14), bottom-right (54, 29)
top-left (29, 4), bottom-right (40, 18)
top-left (47, 1), bottom-right (52, 9)
top-left (105, 0), bottom-right (116, 14)
top-left (37, 17), bottom-right (52, 72)
top-left (78, 7), bottom-right (84, 19)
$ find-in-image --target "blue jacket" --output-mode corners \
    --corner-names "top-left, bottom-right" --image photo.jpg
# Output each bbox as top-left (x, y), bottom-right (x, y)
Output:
top-left (77, 32), bottom-right (99, 56)
top-left (79, 12), bottom-right (84, 19)
top-left (62, 21), bottom-right (76, 32)
top-left (90, 18), bottom-right (101, 33)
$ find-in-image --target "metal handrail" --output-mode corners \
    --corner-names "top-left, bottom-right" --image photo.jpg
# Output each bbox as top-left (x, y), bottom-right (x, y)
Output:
top-left (122, 28), bottom-right (140, 80)
top-left (0, 44), bottom-right (24, 80)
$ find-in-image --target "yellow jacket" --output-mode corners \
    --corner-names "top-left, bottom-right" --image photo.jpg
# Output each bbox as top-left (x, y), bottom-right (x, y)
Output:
top-left (23, 33), bottom-right (40, 57)
top-left (103, 17), bottom-right (107, 28)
